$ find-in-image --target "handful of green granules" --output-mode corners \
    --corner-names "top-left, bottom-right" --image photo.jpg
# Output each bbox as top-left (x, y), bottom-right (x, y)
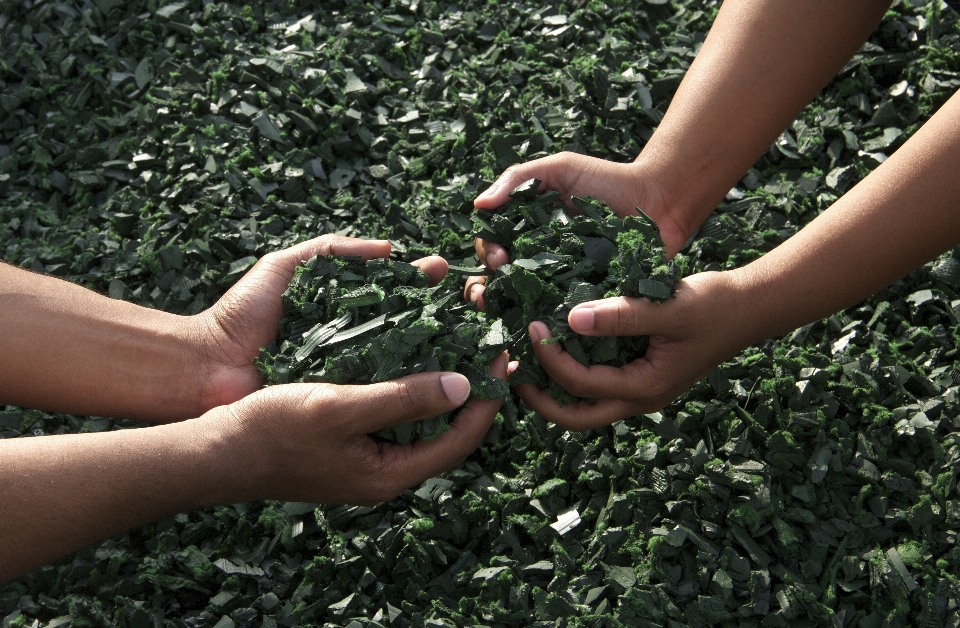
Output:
top-left (257, 179), bottom-right (684, 439)
top-left (474, 179), bottom-right (685, 405)
top-left (255, 255), bottom-right (509, 443)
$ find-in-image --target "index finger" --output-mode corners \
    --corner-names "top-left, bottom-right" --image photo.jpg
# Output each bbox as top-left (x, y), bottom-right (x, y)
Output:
top-left (528, 321), bottom-right (661, 401)
top-left (475, 238), bottom-right (509, 271)
top-left (411, 255), bottom-right (448, 286)
top-left (473, 163), bottom-right (549, 209)
top-left (515, 383), bottom-right (643, 430)
top-left (277, 234), bottom-right (392, 268)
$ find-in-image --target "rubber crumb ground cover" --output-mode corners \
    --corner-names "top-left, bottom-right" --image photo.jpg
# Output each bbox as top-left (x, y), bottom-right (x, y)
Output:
top-left (2, 0), bottom-right (960, 626)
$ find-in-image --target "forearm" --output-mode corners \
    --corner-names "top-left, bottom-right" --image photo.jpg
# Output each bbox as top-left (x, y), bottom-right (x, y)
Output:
top-left (0, 368), bottom-right (502, 583)
top-left (0, 418), bottom-right (242, 582)
top-left (0, 264), bottom-right (207, 421)
top-left (732, 90), bottom-right (960, 344)
top-left (640, 0), bottom-right (891, 237)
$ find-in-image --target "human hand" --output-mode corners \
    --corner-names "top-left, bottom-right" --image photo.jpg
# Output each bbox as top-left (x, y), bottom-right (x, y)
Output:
top-left (190, 235), bottom-right (448, 412)
top-left (467, 152), bottom-right (690, 309)
top-left (0, 355), bottom-right (507, 581)
top-left (514, 272), bottom-right (751, 430)
top-left (208, 354), bottom-right (508, 505)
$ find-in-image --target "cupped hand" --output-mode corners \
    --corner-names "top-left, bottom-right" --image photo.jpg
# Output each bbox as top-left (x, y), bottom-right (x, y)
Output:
top-left (190, 235), bottom-right (448, 412)
top-left (467, 152), bottom-right (688, 309)
top-left (208, 355), bottom-right (508, 506)
top-left (514, 271), bottom-right (752, 430)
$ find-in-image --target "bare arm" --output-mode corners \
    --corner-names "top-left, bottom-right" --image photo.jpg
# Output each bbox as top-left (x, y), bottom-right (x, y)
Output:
top-left (0, 358), bottom-right (507, 582)
top-left (0, 234), bottom-right (508, 582)
top-left (473, 0), bottom-right (892, 262)
top-left (639, 0), bottom-right (893, 241)
top-left (0, 265), bottom-right (207, 421)
top-left (0, 236), bottom-right (392, 422)
top-left (732, 90), bottom-right (960, 342)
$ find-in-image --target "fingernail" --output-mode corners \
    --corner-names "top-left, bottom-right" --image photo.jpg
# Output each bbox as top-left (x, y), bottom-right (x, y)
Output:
top-left (569, 306), bottom-right (595, 332)
top-left (528, 321), bottom-right (548, 343)
top-left (441, 373), bottom-right (471, 404)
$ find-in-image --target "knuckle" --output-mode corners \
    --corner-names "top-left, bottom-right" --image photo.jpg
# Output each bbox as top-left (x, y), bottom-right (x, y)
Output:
top-left (502, 163), bottom-right (525, 178)
top-left (364, 471), bottom-right (403, 504)
top-left (307, 234), bottom-right (338, 257)
top-left (357, 480), bottom-right (394, 506)
top-left (302, 384), bottom-right (340, 413)
top-left (316, 233), bottom-right (338, 247)
top-left (257, 251), bottom-right (278, 267)
top-left (564, 379), bottom-right (591, 398)
top-left (548, 369), bottom-right (587, 397)
top-left (609, 299), bottom-right (640, 333)
top-left (376, 483), bottom-right (403, 504)
top-left (391, 379), bottom-right (427, 417)
top-left (553, 373), bottom-right (584, 397)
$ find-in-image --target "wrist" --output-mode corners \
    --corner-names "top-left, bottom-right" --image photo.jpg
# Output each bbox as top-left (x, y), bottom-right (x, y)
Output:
top-left (187, 309), bottom-right (267, 414)
top-left (633, 143), bottom-right (735, 251)
top-left (103, 310), bottom-right (215, 423)
top-left (724, 260), bottom-right (795, 347)
top-left (194, 388), bottom-right (295, 503)
top-left (688, 269), bottom-right (766, 361)
top-left (186, 406), bottom-right (266, 505)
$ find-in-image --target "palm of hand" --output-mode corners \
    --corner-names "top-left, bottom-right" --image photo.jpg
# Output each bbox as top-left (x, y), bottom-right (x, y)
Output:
top-left (474, 152), bottom-right (690, 261)
top-left (190, 235), bottom-right (393, 413)
top-left (195, 253), bottom-right (294, 409)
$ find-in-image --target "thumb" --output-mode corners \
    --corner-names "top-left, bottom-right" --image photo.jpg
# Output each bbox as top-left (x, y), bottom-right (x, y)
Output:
top-left (348, 372), bottom-right (471, 433)
top-left (568, 296), bottom-right (671, 338)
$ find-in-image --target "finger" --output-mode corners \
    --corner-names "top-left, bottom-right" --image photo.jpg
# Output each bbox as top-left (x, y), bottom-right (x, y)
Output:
top-left (464, 276), bottom-right (486, 310)
top-left (238, 236), bottom-right (391, 300)
top-left (474, 152), bottom-right (627, 209)
top-left (381, 353), bottom-right (508, 487)
top-left (475, 238), bottom-right (509, 270)
top-left (568, 296), bottom-right (666, 337)
top-left (278, 234), bottom-right (391, 268)
top-left (528, 321), bottom-right (657, 400)
top-left (340, 372), bottom-right (471, 434)
top-left (473, 162), bottom-right (551, 209)
top-left (220, 236), bottom-right (393, 320)
top-left (514, 383), bottom-right (641, 431)
top-left (411, 255), bottom-right (448, 286)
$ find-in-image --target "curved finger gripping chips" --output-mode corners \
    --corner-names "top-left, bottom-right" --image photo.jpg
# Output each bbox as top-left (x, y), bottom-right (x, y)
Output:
top-left (476, 179), bottom-right (686, 405)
